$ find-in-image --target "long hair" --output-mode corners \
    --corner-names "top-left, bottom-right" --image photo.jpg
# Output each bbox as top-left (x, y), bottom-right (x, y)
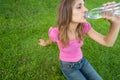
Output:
top-left (57, 0), bottom-right (85, 47)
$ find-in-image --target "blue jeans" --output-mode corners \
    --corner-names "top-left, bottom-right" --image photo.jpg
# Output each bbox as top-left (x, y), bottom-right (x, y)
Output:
top-left (60, 57), bottom-right (103, 80)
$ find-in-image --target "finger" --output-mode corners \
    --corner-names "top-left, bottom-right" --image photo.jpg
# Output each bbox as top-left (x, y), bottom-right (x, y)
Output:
top-left (38, 42), bottom-right (45, 46)
top-left (102, 2), bottom-right (110, 7)
top-left (39, 39), bottom-right (44, 42)
top-left (39, 38), bottom-right (42, 41)
top-left (111, 1), bottom-right (116, 4)
top-left (102, 1), bottom-right (116, 7)
top-left (39, 43), bottom-right (45, 46)
top-left (103, 15), bottom-right (112, 21)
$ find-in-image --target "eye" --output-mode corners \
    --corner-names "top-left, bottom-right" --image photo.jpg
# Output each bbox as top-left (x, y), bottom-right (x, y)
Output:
top-left (77, 6), bottom-right (81, 9)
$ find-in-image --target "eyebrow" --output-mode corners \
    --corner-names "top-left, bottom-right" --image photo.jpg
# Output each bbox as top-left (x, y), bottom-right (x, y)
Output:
top-left (77, 3), bottom-right (82, 6)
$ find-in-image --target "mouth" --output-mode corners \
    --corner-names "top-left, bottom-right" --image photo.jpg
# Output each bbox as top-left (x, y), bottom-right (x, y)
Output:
top-left (82, 15), bottom-right (86, 19)
top-left (84, 12), bottom-right (87, 19)
top-left (83, 15), bottom-right (86, 19)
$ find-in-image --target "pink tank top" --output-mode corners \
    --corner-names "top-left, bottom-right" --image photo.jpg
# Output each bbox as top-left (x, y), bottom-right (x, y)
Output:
top-left (48, 22), bottom-right (91, 62)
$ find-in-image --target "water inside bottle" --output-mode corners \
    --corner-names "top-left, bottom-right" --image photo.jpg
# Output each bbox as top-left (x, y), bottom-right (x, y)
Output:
top-left (85, 8), bottom-right (102, 19)
top-left (113, 7), bottom-right (120, 16)
top-left (85, 2), bottom-right (120, 19)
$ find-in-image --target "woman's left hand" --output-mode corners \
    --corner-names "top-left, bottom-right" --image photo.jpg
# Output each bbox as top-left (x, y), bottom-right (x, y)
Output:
top-left (102, 2), bottom-right (120, 26)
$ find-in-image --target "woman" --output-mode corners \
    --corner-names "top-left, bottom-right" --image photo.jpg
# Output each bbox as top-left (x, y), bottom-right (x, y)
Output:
top-left (39, 0), bottom-right (120, 80)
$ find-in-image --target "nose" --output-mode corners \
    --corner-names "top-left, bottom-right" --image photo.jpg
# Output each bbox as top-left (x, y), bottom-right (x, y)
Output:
top-left (84, 6), bottom-right (88, 13)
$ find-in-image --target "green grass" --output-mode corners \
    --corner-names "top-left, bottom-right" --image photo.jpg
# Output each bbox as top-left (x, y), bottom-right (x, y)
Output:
top-left (0, 0), bottom-right (120, 80)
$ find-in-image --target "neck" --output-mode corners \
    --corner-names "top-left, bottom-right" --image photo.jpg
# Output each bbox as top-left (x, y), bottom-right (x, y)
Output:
top-left (69, 22), bottom-right (78, 31)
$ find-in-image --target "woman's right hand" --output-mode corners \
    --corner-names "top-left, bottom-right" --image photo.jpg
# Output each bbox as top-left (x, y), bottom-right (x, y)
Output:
top-left (39, 39), bottom-right (47, 46)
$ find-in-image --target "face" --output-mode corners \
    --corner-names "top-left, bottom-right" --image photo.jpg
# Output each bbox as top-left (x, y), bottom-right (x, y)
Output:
top-left (72, 0), bottom-right (88, 23)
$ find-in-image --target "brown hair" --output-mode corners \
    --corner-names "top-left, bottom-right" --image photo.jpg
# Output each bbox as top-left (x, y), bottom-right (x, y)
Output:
top-left (57, 0), bottom-right (85, 47)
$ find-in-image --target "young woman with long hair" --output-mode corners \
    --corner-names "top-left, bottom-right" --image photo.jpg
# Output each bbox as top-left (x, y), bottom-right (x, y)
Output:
top-left (39, 0), bottom-right (120, 80)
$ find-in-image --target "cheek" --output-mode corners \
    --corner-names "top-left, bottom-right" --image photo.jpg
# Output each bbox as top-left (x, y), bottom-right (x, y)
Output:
top-left (72, 13), bottom-right (83, 22)
top-left (72, 13), bottom-right (87, 23)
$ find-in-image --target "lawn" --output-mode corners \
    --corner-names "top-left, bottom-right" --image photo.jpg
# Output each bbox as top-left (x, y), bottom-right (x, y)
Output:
top-left (0, 0), bottom-right (120, 80)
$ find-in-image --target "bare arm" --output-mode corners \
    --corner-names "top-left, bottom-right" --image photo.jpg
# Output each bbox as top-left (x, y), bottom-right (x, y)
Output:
top-left (104, 23), bottom-right (120, 46)
top-left (87, 2), bottom-right (120, 47)
top-left (87, 24), bottom-right (120, 47)
top-left (87, 14), bottom-right (120, 47)
top-left (39, 38), bottom-right (53, 46)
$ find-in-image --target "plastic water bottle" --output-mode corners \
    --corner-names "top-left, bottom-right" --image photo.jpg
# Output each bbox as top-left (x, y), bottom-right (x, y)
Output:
top-left (85, 2), bottom-right (120, 19)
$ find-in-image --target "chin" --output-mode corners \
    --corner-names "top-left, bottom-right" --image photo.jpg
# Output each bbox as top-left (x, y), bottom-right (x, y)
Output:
top-left (79, 19), bottom-right (87, 23)
top-left (72, 19), bottom-right (87, 23)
